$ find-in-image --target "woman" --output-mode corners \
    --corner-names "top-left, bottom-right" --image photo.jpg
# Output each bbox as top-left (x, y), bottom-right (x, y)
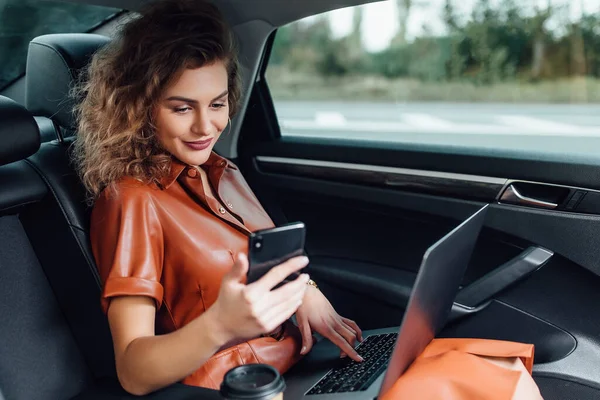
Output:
top-left (73, 0), bottom-right (362, 395)
top-left (74, 0), bottom-right (543, 398)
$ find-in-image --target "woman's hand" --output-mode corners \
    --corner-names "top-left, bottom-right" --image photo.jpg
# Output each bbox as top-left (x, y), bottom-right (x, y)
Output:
top-left (208, 253), bottom-right (310, 343)
top-left (296, 286), bottom-right (364, 362)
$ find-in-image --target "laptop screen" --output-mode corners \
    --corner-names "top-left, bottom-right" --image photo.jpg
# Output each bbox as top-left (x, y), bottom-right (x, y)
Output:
top-left (378, 205), bottom-right (488, 396)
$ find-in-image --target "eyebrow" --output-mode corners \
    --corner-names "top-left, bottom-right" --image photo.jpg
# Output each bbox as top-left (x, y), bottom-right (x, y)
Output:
top-left (165, 90), bottom-right (229, 104)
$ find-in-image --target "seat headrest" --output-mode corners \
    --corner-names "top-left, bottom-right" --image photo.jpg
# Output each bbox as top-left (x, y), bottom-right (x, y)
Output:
top-left (25, 33), bottom-right (110, 130)
top-left (0, 96), bottom-right (40, 166)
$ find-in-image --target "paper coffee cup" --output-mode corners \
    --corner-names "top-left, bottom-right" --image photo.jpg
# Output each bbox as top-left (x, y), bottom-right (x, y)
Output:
top-left (220, 364), bottom-right (285, 400)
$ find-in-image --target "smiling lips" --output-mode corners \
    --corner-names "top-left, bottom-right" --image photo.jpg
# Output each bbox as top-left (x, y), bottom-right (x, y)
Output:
top-left (184, 138), bottom-right (213, 151)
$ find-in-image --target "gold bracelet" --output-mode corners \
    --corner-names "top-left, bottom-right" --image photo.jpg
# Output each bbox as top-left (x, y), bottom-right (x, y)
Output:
top-left (263, 324), bottom-right (285, 341)
top-left (307, 279), bottom-right (318, 289)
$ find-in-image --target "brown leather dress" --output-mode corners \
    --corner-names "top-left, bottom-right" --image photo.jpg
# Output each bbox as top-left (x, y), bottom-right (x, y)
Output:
top-left (90, 152), bottom-right (302, 389)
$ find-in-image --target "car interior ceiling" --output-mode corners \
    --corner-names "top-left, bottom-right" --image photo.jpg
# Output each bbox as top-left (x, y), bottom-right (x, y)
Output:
top-left (2, 0), bottom-right (600, 399)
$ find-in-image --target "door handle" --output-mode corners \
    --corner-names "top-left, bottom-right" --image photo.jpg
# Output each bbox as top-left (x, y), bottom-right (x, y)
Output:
top-left (500, 184), bottom-right (558, 209)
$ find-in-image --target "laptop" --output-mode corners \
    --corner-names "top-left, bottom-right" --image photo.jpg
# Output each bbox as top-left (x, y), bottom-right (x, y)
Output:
top-left (284, 205), bottom-right (489, 399)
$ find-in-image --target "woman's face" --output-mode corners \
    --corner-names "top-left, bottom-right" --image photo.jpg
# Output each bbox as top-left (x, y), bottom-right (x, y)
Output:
top-left (154, 60), bottom-right (229, 166)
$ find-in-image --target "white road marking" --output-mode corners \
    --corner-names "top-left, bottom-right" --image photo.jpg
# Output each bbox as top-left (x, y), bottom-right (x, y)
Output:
top-left (401, 113), bottom-right (455, 130)
top-left (314, 111), bottom-right (346, 126)
top-left (279, 113), bottom-right (600, 137)
top-left (497, 115), bottom-right (586, 134)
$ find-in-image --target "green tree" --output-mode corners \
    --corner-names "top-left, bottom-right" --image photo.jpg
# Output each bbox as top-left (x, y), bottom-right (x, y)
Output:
top-left (528, 1), bottom-right (553, 80)
top-left (396, 0), bottom-right (412, 44)
top-left (580, 13), bottom-right (600, 77)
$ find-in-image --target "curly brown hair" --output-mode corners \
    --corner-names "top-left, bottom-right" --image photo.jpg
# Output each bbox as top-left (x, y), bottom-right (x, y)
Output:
top-left (72, 0), bottom-right (241, 202)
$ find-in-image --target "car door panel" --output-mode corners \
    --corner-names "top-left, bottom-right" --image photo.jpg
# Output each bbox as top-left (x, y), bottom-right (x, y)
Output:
top-left (241, 148), bottom-right (600, 391)
top-left (246, 148), bottom-right (600, 277)
top-left (235, 70), bottom-right (600, 397)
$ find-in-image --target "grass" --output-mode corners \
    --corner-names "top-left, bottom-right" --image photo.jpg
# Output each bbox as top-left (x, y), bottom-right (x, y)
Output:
top-left (265, 68), bottom-right (600, 103)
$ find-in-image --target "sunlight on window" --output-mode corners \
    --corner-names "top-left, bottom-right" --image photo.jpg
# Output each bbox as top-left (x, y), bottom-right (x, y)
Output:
top-left (266, 0), bottom-right (600, 151)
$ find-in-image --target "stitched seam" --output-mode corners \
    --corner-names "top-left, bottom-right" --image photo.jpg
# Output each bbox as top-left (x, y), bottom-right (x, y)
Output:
top-left (105, 276), bottom-right (163, 286)
top-left (161, 300), bottom-right (178, 332)
top-left (24, 157), bottom-right (103, 287)
top-left (247, 342), bottom-right (262, 363)
top-left (196, 280), bottom-right (207, 313)
top-left (145, 193), bottom-right (178, 331)
top-left (206, 370), bottom-right (218, 389)
top-left (0, 200), bottom-right (40, 214)
top-left (495, 299), bottom-right (577, 357)
top-left (211, 348), bottom-right (237, 360)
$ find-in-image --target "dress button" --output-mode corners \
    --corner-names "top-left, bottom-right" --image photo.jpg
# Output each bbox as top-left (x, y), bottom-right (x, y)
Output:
top-left (187, 168), bottom-right (198, 178)
top-left (219, 207), bottom-right (226, 214)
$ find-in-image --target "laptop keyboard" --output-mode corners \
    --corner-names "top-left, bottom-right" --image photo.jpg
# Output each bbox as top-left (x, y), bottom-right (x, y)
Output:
top-left (306, 332), bottom-right (398, 395)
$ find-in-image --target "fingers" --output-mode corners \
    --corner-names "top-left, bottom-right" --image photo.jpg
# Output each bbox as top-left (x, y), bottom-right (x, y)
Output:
top-left (325, 326), bottom-right (363, 362)
top-left (297, 314), bottom-right (313, 355)
top-left (225, 253), bottom-right (249, 283)
top-left (268, 273), bottom-right (309, 305)
top-left (260, 289), bottom-right (305, 332)
top-left (341, 317), bottom-right (363, 342)
top-left (336, 321), bottom-right (358, 348)
top-left (335, 320), bottom-right (357, 358)
top-left (250, 256), bottom-right (309, 292)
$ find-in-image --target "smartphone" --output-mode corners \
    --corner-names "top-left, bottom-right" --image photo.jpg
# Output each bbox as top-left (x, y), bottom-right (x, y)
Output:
top-left (247, 221), bottom-right (307, 285)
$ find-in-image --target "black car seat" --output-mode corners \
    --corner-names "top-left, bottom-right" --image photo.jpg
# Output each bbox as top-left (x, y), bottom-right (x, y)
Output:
top-left (23, 33), bottom-right (116, 380)
top-left (0, 95), bottom-right (93, 400)
top-left (26, 33), bottom-right (111, 142)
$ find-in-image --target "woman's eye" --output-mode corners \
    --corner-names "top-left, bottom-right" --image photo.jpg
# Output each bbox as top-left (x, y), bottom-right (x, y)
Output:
top-left (174, 107), bottom-right (192, 114)
top-left (211, 103), bottom-right (227, 109)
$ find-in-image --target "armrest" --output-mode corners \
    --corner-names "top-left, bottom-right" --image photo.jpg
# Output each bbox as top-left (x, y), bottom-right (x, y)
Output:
top-left (455, 247), bottom-right (553, 309)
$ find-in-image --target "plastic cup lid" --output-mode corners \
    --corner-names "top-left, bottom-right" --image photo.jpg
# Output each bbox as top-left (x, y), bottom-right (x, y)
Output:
top-left (220, 364), bottom-right (286, 400)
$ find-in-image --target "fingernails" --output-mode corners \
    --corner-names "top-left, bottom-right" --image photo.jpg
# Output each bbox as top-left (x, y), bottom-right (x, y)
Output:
top-left (300, 256), bottom-right (309, 265)
top-left (301, 346), bottom-right (307, 354)
top-left (302, 273), bottom-right (310, 282)
top-left (340, 353), bottom-right (347, 358)
top-left (358, 356), bottom-right (364, 362)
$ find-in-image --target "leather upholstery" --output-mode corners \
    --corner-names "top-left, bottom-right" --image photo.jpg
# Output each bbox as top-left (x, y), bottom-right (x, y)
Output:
top-left (27, 137), bottom-right (91, 231)
top-left (0, 96), bottom-right (40, 167)
top-left (0, 161), bottom-right (47, 214)
top-left (91, 152), bottom-right (302, 389)
top-left (23, 34), bottom-right (116, 379)
top-left (23, 138), bottom-right (116, 379)
top-left (25, 33), bottom-right (110, 130)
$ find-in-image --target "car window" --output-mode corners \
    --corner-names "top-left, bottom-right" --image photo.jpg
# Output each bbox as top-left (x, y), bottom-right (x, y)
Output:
top-left (265, 0), bottom-right (600, 154)
top-left (0, 0), bottom-right (120, 90)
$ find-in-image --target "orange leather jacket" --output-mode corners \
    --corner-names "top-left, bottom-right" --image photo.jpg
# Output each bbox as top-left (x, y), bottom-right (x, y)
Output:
top-left (90, 152), bottom-right (302, 389)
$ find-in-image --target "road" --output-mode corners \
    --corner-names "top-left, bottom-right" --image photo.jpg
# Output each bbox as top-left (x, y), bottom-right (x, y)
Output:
top-left (274, 101), bottom-right (600, 157)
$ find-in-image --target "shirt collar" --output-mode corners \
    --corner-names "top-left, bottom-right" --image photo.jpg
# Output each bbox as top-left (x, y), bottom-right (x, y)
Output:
top-left (159, 152), bottom-right (237, 189)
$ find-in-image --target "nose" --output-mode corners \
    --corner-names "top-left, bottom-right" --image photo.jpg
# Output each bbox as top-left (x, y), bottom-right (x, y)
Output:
top-left (192, 108), bottom-right (212, 136)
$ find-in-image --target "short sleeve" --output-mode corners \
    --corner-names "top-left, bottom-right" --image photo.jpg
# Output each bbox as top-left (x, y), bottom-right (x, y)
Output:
top-left (90, 184), bottom-right (165, 314)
